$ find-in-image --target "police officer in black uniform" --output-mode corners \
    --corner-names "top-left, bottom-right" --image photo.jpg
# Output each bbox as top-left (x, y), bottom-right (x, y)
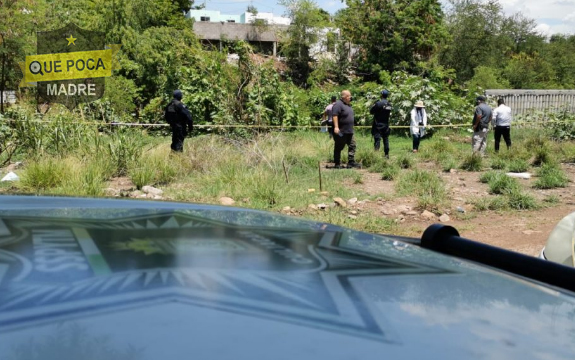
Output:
top-left (370, 89), bottom-right (393, 159)
top-left (164, 90), bottom-right (193, 152)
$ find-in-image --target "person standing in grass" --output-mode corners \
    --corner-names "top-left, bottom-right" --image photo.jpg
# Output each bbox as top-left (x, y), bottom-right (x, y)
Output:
top-left (164, 89), bottom-right (193, 152)
top-left (492, 98), bottom-right (512, 152)
top-left (410, 100), bottom-right (427, 153)
top-left (472, 95), bottom-right (492, 156)
top-left (332, 90), bottom-right (361, 169)
top-left (321, 95), bottom-right (337, 139)
top-left (370, 89), bottom-right (393, 159)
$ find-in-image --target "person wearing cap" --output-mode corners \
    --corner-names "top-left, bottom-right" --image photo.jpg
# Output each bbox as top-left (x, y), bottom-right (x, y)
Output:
top-left (491, 98), bottom-right (512, 152)
top-left (410, 100), bottom-right (427, 153)
top-left (332, 90), bottom-right (360, 169)
top-left (321, 95), bottom-right (337, 139)
top-left (472, 95), bottom-right (492, 156)
top-left (164, 89), bottom-right (193, 152)
top-left (370, 89), bottom-right (393, 159)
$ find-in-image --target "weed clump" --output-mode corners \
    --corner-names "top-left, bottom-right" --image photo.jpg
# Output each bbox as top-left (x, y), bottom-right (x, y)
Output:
top-left (533, 163), bottom-right (569, 189)
top-left (507, 189), bottom-right (539, 210)
top-left (396, 154), bottom-right (414, 169)
top-left (473, 196), bottom-right (508, 211)
top-left (381, 165), bottom-right (400, 180)
top-left (20, 158), bottom-right (68, 191)
top-left (396, 169), bottom-right (447, 211)
top-left (488, 173), bottom-right (521, 195)
top-left (460, 153), bottom-right (483, 171)
top-left (490, 157), bottom-right (507, 170)
top-left (507, 159), bottom-right (529, 173)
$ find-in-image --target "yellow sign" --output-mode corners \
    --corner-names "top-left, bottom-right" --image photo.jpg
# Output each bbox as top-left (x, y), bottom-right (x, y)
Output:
top-left (24, 48), bottom-right (118, 83)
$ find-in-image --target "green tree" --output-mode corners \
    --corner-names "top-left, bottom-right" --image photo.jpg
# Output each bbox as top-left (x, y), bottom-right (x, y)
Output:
top-left (0, 0), bottom-right (37, 113)
top-left (280, 0), bottom-right (326, 87)
top-left (247, 5), bottom-right (258, 15)
top-left (439, 0), bottom-right (506, 82)
top-left (503, 52), bottom-right (557, 89)
top-left (467, 65), bottom-right (510, 90)
top-left (336, 0), bottom-right (447, 79)
top-left (439, 0), bottom-right (543, 84)
top-left (541, 35), bottom-right (575, 88)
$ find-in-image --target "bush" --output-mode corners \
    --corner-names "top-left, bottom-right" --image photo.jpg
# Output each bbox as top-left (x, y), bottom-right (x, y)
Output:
top-left (473, 196), bottom-right (508, 211)
top-left (549, 111), bottom-right (575, 140)
top-left (532, 144), bottom-right (553, 166)
top-left (533, 163), bottom-right (569, 189)
top-left (381, 165), bottom-right (400, 180)
top-left (355, 147), bottom-right (379, 168)
top-left (507, 159), bottom-right (529, 173)
top-left (396, 170), bottom-right (447, 210)
top-left (490, 157), bottom-right (507, 170)
top-left (20, 158), bottom-right (69, 191)
top-left (106, 129), bottom-right (148, 176)
top-left (488, 173), bottom-right (521, 195)
top-left (507, 189), bottom-right (539, 210)
top-left (396, 154), bottom-right (414, 169)
top-left (61, 160), bottom-right (108, 197)
top-left (440, 157), bottom-right (458, 172)
top-left (460, 153), bottom-right (483, 171)
top-left (479, 170), bottom-right (500, 184)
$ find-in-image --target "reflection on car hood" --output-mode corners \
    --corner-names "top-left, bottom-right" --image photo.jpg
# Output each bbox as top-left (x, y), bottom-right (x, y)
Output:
top-left (1, 195), bottom-right (575, 359)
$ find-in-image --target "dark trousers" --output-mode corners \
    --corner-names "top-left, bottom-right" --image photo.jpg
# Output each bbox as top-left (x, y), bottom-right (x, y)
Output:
top-left (334, 133), bottom-right (356, 165)
top-left (494, 126), bottom-right (511, 152)
top-left (171, 123), bottom-right (186, 152)
top-left (412, 134), bottom-right (421, 150)
top-left (373, 127), bottom-right (390, 155)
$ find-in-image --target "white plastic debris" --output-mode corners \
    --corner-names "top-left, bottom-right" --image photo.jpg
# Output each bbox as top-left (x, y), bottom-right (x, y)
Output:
top-left (506, 172), bottom-right (531, 179)
top-left (1, 171), bottom-right (19, 182)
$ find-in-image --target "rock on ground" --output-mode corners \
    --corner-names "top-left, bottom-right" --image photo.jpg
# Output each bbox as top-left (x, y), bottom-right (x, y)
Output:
top-left (142, 186), bottom-right (163, 196)
top-left (421, 210), bottom-right (436, 220)
top-left (219, 197), bottom-right (235, 206)
top-left (439, 214), bottom-right (451, 222)
top-left (333, 197), bottom-right (347, 207)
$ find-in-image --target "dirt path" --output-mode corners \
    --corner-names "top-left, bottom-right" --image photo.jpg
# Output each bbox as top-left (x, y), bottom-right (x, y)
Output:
top-left (353, 162), bottom-right (575, 257)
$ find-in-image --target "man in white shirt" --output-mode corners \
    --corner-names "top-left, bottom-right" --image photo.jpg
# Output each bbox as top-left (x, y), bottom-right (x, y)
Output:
top-left (492, 98), bottom-right (512, 152)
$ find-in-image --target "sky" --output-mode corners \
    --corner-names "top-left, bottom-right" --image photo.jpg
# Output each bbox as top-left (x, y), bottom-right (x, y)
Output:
top-left (197, 0), bottom-right (575, 36)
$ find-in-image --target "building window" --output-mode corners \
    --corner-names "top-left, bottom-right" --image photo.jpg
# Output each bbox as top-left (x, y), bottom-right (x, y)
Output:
top-left (227, 20), bottom-right (235, 23)
top-left (200, 16), bottom-right (210, 22)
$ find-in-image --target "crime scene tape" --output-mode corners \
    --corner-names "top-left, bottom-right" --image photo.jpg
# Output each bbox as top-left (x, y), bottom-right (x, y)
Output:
top-left (0, 118), bottom-right (569, 128)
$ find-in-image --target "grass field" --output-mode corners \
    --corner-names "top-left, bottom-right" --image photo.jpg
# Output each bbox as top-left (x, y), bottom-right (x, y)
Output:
top-left (1, 125), bottom-right (574, 236)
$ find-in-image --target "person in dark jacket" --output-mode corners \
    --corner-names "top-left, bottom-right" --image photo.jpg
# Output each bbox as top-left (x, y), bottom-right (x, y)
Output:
top-left (370, 89), bottom-right (393, 159)
top-left (164, 90), bottom-right (193, 152)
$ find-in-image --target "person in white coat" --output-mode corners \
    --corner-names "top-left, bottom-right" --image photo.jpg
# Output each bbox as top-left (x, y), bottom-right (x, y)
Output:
top-left (410, 100), bottom-right (427, 153)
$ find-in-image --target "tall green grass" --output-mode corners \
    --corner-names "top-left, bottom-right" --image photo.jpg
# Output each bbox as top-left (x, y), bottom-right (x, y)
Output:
top-left (488, 173), bottom-right (521, 195)
top-left (20, 157), bottom-right (69, 191)
top-left (396, 169), bottom-right (447, 211)
top-left (533, 163), bottom-right (569, 189)
top-left (460, 153), bottom-right (483, 171)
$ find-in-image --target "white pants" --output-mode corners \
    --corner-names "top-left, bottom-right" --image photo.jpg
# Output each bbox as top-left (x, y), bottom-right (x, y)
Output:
top-left (472, 128), bottom-right (488, 155)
